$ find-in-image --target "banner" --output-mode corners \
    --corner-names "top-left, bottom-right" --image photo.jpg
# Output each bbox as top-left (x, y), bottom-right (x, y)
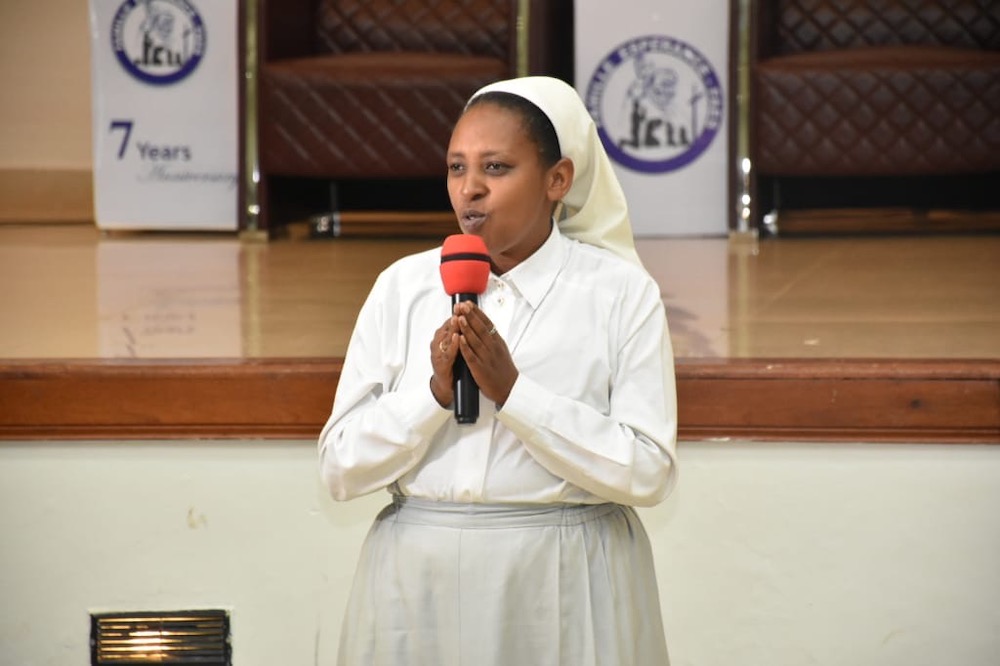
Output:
top-left (89, 0), bottom-right (238, 230)
top-left (575, 1), bottom-right (730, 236)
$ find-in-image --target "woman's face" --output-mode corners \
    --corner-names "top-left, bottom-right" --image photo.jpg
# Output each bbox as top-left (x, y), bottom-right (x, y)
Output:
top-left (446, 102), bottom-right (572, 274)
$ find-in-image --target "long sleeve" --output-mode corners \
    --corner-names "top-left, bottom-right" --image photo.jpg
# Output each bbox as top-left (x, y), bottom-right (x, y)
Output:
top-left (497, 272), bottom-right (677, 507)
top-left (318, 260), bottom-right (453, 501)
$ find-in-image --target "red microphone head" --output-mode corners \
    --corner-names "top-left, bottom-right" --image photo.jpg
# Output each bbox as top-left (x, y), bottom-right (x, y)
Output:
top-left (440, 234), bottom-right (490, 296)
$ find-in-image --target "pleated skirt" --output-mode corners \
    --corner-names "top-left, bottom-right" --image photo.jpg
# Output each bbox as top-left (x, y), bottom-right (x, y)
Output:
top-left (337, 497), bottom-right (670, 666)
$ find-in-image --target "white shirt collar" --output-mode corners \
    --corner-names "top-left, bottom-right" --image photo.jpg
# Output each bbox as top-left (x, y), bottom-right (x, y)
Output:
top-left (492, 222), bottom-right (566, 310)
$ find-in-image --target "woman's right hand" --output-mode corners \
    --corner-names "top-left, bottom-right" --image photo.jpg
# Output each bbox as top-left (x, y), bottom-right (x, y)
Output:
top-left (430, 315), bottom-right (459, 407)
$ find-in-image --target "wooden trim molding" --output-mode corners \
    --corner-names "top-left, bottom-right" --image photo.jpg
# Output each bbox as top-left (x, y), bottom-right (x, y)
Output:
top-left (677, 359), bottom-right (999, 442)
top-left (0, 168), bottom-right (93, 224)
top-left (0, 358), bottom-right (997, 443)
top-left (0, 359), bottom-right (342, 440)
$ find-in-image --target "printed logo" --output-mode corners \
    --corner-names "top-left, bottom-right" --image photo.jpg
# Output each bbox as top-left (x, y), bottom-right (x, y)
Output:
top-left (111, 0), bottom-right (206, 85)
top-left (586, 35), bottom-right (724, 174)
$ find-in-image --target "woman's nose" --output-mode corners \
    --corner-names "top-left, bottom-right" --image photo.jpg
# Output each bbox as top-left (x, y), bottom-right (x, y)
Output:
top-left (461, 171), bottom-right (486, 197)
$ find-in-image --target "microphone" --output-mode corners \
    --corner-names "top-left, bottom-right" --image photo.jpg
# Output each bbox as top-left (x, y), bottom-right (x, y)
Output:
top-left (439, 234), bottom-right (491, 424)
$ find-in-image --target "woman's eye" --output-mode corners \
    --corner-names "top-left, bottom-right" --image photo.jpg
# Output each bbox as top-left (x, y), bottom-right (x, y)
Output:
top-left (485, 162), bottom-right (509, 173)
top-left (448, 162), bottom-right (465, 174)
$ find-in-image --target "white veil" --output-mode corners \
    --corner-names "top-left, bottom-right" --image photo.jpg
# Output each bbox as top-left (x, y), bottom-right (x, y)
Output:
top-left (468, 76), bottom-right (643, 267)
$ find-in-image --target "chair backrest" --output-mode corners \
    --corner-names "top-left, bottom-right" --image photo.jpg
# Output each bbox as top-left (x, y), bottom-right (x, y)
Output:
top-left (314, 0), bottom-right (513, 58)
top-left (763, 0), bottom-right (1000, 55)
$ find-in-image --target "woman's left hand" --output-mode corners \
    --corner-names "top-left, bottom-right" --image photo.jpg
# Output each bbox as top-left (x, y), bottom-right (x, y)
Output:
top-left (454, 301), bottom-right (518, 406)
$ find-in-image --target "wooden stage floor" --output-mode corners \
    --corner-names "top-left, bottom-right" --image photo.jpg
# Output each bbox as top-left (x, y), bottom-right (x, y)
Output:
top-left (1, 224), bottom-right (997, 442)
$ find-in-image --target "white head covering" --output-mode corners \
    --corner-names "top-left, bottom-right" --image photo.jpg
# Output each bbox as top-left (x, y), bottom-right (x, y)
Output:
top-left (468, 76), bottom-right (643, 267)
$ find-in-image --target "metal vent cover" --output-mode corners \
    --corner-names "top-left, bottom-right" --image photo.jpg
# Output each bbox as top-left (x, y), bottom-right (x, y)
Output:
top-left (90, 610), bottom-right (231, 665)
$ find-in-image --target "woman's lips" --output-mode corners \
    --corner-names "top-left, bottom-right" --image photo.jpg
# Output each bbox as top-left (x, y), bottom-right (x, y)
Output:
top-left (460, 210), bottom-right (487, 232)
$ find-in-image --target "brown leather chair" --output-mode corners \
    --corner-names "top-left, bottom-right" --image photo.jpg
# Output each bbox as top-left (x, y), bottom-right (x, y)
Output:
top-left (240, 0), bottom-right (574, 236)
top-left (746, 0), bottom-right (1000, 234)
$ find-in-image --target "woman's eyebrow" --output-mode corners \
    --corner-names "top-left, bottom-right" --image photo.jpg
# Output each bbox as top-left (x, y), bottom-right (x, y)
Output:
top-left (447, 149), bottom-right (505, 159)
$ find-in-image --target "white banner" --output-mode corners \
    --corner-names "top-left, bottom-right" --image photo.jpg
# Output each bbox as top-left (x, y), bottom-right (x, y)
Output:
top-left (89, 0), bottom-right (238, 231)
top-left (575, 1), bottom-right (730, 236)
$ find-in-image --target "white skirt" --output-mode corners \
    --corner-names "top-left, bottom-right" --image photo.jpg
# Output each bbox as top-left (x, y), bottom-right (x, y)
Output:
top-left (337, 497), bottom-right (670, 666)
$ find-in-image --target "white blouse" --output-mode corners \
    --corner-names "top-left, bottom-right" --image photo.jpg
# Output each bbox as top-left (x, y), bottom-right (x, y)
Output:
top-left (318, 225), bottom-right (678, 507)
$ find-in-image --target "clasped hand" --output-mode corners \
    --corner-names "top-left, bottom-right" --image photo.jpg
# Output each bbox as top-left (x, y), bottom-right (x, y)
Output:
top-left (430, 301), bottom-right (517, 408)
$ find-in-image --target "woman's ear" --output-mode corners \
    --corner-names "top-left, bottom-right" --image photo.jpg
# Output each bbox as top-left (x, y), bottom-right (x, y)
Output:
top-left (546, 157), bottom-right (574, 203)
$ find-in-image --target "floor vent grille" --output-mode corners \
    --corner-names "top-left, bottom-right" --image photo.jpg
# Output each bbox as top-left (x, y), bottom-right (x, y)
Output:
top-left (90, 610), bottom-right (231, 665)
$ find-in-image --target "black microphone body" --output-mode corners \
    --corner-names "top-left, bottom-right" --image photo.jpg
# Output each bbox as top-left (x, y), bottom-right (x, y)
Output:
top-left (452, 293), bottom-right (479, 424)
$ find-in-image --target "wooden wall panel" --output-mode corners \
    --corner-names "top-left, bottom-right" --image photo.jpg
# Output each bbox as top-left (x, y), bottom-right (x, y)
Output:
top-left (1, 358), bottom-right (997, 443)
top-left (677, 360), bottom-right (1000, 442)
top-left (0, 169), bottom-right (93, 223)
top-left (0, 359), bottom-right (341, 439)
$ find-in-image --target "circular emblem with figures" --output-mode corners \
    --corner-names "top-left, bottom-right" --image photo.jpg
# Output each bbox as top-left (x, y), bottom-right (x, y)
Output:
top-left (111, 0), bottom-right (206, 85)
top-left (585, 35), bottom-right (724, 174)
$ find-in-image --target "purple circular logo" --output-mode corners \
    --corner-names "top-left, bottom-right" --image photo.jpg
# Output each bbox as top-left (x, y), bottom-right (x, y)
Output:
top-left (585, 35), bottom-right (724, 174)
top-left (112, 0), bottom-right (206, 86)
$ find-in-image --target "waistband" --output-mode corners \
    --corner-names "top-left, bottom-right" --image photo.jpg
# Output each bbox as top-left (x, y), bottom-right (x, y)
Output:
top-left (385, 496), bottom-right (621, 529)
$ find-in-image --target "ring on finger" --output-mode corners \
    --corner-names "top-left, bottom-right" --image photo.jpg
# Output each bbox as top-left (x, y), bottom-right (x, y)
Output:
top-left (488, 326), bottom-right (497, 336)
top-left (439, 340), bottom-right (448, 353)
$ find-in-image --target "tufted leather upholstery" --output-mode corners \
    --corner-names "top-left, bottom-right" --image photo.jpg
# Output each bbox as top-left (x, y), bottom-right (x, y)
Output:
top-left (763, 0), bottom-right (1000, 53)
top-left (749, 0), bottom-right (1000, 228)
top-left (260, 53), bottom-right (508, 179)
top-left (313, 0), bottom-right (512, 56)
top-left (244, 0), bottom-right (573, 233)
top-left (755, 46), bottom-right (1000, 176)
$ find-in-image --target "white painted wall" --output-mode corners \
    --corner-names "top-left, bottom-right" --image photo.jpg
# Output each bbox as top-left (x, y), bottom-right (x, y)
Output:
top-left (1, 440), bottom-right (997, 665)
